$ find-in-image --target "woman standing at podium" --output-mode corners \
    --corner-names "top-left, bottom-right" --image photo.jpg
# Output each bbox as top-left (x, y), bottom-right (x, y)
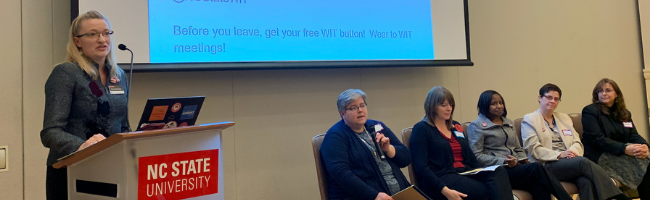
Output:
top-left (40, 10), bottom-right (130, 200)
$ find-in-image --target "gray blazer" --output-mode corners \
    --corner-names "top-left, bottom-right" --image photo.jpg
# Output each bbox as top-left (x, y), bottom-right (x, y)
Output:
top-left (41, 62), bottom-right (130, 166)
top-left (468, 114), bottom-right (527, 166)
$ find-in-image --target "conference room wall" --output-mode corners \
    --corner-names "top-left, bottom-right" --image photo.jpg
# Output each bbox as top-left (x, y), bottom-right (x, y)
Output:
top-left (0, 0), bottom-right (24, 199)
top-left (12, 0), bottom-right (649, 200)
top-left (636, 0), bottom-right (650, 127)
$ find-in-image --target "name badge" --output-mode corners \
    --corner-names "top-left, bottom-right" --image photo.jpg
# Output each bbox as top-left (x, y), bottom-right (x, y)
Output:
top-left (562, 129), bottom-right (573, 136)
top-left (374, 124), bottom-right (384, 132)
top-left (108, 85), bottom-right (125, 95)
top-left (454, 131), bottom-right (465, 138)
top-left (623, 122), bottom-right (633, 128)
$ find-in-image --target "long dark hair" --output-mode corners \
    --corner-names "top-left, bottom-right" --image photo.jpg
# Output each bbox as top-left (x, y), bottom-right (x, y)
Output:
top-left (592, 78), bottom-right (629, 121)
top-left (477, 90), bottom-right (507, 120)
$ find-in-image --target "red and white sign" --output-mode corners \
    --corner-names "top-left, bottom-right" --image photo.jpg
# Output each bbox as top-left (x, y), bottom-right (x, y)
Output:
top-left (138, 149), bottom-right (219, 200)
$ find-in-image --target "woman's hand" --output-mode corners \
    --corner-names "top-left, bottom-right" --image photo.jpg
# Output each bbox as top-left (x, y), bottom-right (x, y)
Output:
top-left (442, 186), bottom-right (467, 200)
top-left (375, 133), bottom-right (396, 158)
top-left (78, 134), bottom-right (106, 150)
top-left (628, 144), bottom-right (649, 158)
top-left (625, 144), bottom-right (648, 158)
top-left (376, 133), bottom-right (391, 152)
top-left (518, 158), bottom-right (530, 165)
top-left (374, 192), bottom-right (393, 200)
top-left (558, 150), bottom-right (577, 159)
top-left (504, 155), bottom-right (517, 167)
top-left (625, 144), bottom-right (637, 156)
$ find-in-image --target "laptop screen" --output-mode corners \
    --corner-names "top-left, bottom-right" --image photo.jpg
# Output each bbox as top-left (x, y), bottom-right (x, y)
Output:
top-left (136, 96), bottom-right (205, 131)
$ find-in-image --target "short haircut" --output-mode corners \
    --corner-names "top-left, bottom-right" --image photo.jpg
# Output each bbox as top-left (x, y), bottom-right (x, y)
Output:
top-left (337, 89), bottom-right (367, 113)
top-left (539, 83), bottom-right (562, 98)
top-left (424, 86), bottom-right (455, 130)
top-left (477, 90), bottom-right (507, 119)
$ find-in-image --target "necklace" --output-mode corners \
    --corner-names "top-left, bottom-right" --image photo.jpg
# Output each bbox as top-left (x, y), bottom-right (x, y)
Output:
top-left (544, 116), bottom-right (556, 132)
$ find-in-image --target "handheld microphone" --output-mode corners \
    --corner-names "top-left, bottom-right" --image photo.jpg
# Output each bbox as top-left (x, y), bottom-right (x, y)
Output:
top-left (117, 44), bottom-right (133, 99)
top-left (368, 126), bottom-right (386, 160)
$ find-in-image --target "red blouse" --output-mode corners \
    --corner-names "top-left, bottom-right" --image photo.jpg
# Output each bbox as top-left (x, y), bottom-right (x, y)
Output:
top-left (439, 129), bottom-right (465, 168)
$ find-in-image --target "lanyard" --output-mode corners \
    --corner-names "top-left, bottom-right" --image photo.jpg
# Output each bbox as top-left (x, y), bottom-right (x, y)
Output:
top-left (356, 130), bottom-right (382, 162)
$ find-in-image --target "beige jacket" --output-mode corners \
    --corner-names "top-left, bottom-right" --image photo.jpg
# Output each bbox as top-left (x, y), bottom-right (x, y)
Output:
top-left (521, 109), bottom-right (584, 164)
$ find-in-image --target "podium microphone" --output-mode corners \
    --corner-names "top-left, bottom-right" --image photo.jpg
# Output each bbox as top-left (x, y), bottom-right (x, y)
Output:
top-left (118, 44), bottom-right (133, 99)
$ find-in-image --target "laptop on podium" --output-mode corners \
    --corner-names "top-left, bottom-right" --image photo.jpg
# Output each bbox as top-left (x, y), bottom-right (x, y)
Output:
top-left (136, 96), bottom-right (205, 131)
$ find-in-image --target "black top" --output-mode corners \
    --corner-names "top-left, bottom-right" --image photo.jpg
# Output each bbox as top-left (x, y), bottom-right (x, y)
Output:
top-left (321, 119), bottom-right (411, 200)
top-left (581, 103), bottom-right (647, 163)
top-left (410, 120), bottom-right (481, 196)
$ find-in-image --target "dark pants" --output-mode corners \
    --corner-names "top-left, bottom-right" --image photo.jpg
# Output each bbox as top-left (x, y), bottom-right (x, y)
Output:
top-left (639, 165), bottom-right (650, 200)
top-left (506, 162), bottom-right (572, 200)
top-left (46, 165), bottom-right (67, 200)
top-left (429, 166), bottom-right (513, 200)
top-left (545, 157), bottom-right (622, 200)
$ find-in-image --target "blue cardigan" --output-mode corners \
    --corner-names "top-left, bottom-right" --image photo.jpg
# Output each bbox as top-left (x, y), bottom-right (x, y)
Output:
top-left (321, 119), bottom-right (411, 200)
top-left (410, 120), bottom-right (481, 197)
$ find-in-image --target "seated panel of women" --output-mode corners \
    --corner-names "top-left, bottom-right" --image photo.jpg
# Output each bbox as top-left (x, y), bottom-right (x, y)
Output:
top-left (581, 78), bottom-right (650, 200)
top-left (410, 86), bottom-right (513, 200)
top-left (320, 89), bottom-right (411, 200)
top-left (467, 90), bottom-right (572, 200)
top-left (521, 83), bottom-right (628, 200)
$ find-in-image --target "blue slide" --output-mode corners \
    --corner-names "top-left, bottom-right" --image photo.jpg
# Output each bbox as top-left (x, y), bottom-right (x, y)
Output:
top-left (149, 0), bottom-right (434, 63)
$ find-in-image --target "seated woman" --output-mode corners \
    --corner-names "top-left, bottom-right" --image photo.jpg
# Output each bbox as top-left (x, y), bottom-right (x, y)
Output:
top-left (410, 86), bottom-right (513, 200)
top-left (321, 89), bottom-right (412, 200)
top-left (521, 83), bottom-right (629, 200)
top-left (468, 90), bottom-right (572, 200)
top-left (582, 78), bottom-right (650, 200)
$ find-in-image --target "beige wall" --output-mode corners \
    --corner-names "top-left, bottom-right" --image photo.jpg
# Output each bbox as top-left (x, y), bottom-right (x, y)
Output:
top-left (638, 0), bottom-right (650, 127)
top-left (0, 0), bottom-right (24, 199)
top-left (4, 0), bottom-right (648, 199)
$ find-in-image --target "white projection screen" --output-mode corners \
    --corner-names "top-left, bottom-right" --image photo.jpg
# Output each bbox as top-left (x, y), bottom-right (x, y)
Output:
top-left (74, 0), bottom-right (471, 71)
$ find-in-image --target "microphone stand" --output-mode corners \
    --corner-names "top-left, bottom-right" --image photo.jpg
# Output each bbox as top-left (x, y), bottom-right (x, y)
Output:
top-left (126, 49), bottom-right (133, 98)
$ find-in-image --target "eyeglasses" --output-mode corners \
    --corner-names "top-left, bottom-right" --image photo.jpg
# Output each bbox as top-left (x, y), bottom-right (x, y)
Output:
top-left (542, 95), bottom-right (561, 102)
top-left (346, 103), bottom-right (367, 112)
top-left (75, 30), bottom-right (114, 39)
top-left (597, 88), bottom-right (614, 94)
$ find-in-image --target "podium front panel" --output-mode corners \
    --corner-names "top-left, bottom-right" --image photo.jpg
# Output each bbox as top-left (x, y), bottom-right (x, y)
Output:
top-left (68, 129), bottom-right (225, 200)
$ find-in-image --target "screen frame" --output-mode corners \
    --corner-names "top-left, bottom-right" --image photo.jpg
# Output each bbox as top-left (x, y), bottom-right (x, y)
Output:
top-left (71, 0), bottom-right (473, 72)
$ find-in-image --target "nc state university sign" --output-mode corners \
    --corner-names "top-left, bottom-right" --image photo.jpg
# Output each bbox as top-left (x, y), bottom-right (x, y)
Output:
top-left (138, 149), bottom-right (219, 199)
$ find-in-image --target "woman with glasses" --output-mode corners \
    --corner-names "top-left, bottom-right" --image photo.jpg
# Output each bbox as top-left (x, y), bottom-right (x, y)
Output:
top-left (468, 90), bottom-right (572, 200)
top-left (321, 89), bottom-right (411, 200)
top-left (521, 84), bottom-right (628, 200)
top-left (582, 78), bottom-right (650, 199)
top-left (410, 86), bottom-right (513, 200)
top-left (40, 11), bottom-right (130, 200)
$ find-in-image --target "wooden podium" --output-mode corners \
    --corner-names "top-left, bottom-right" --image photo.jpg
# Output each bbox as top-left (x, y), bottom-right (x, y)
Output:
top-left (53, 122), bottom-right (234, 200)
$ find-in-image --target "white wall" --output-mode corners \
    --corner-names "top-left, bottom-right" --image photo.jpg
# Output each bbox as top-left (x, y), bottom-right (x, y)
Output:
top-left (5, 0), bottom-right (649, 199)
